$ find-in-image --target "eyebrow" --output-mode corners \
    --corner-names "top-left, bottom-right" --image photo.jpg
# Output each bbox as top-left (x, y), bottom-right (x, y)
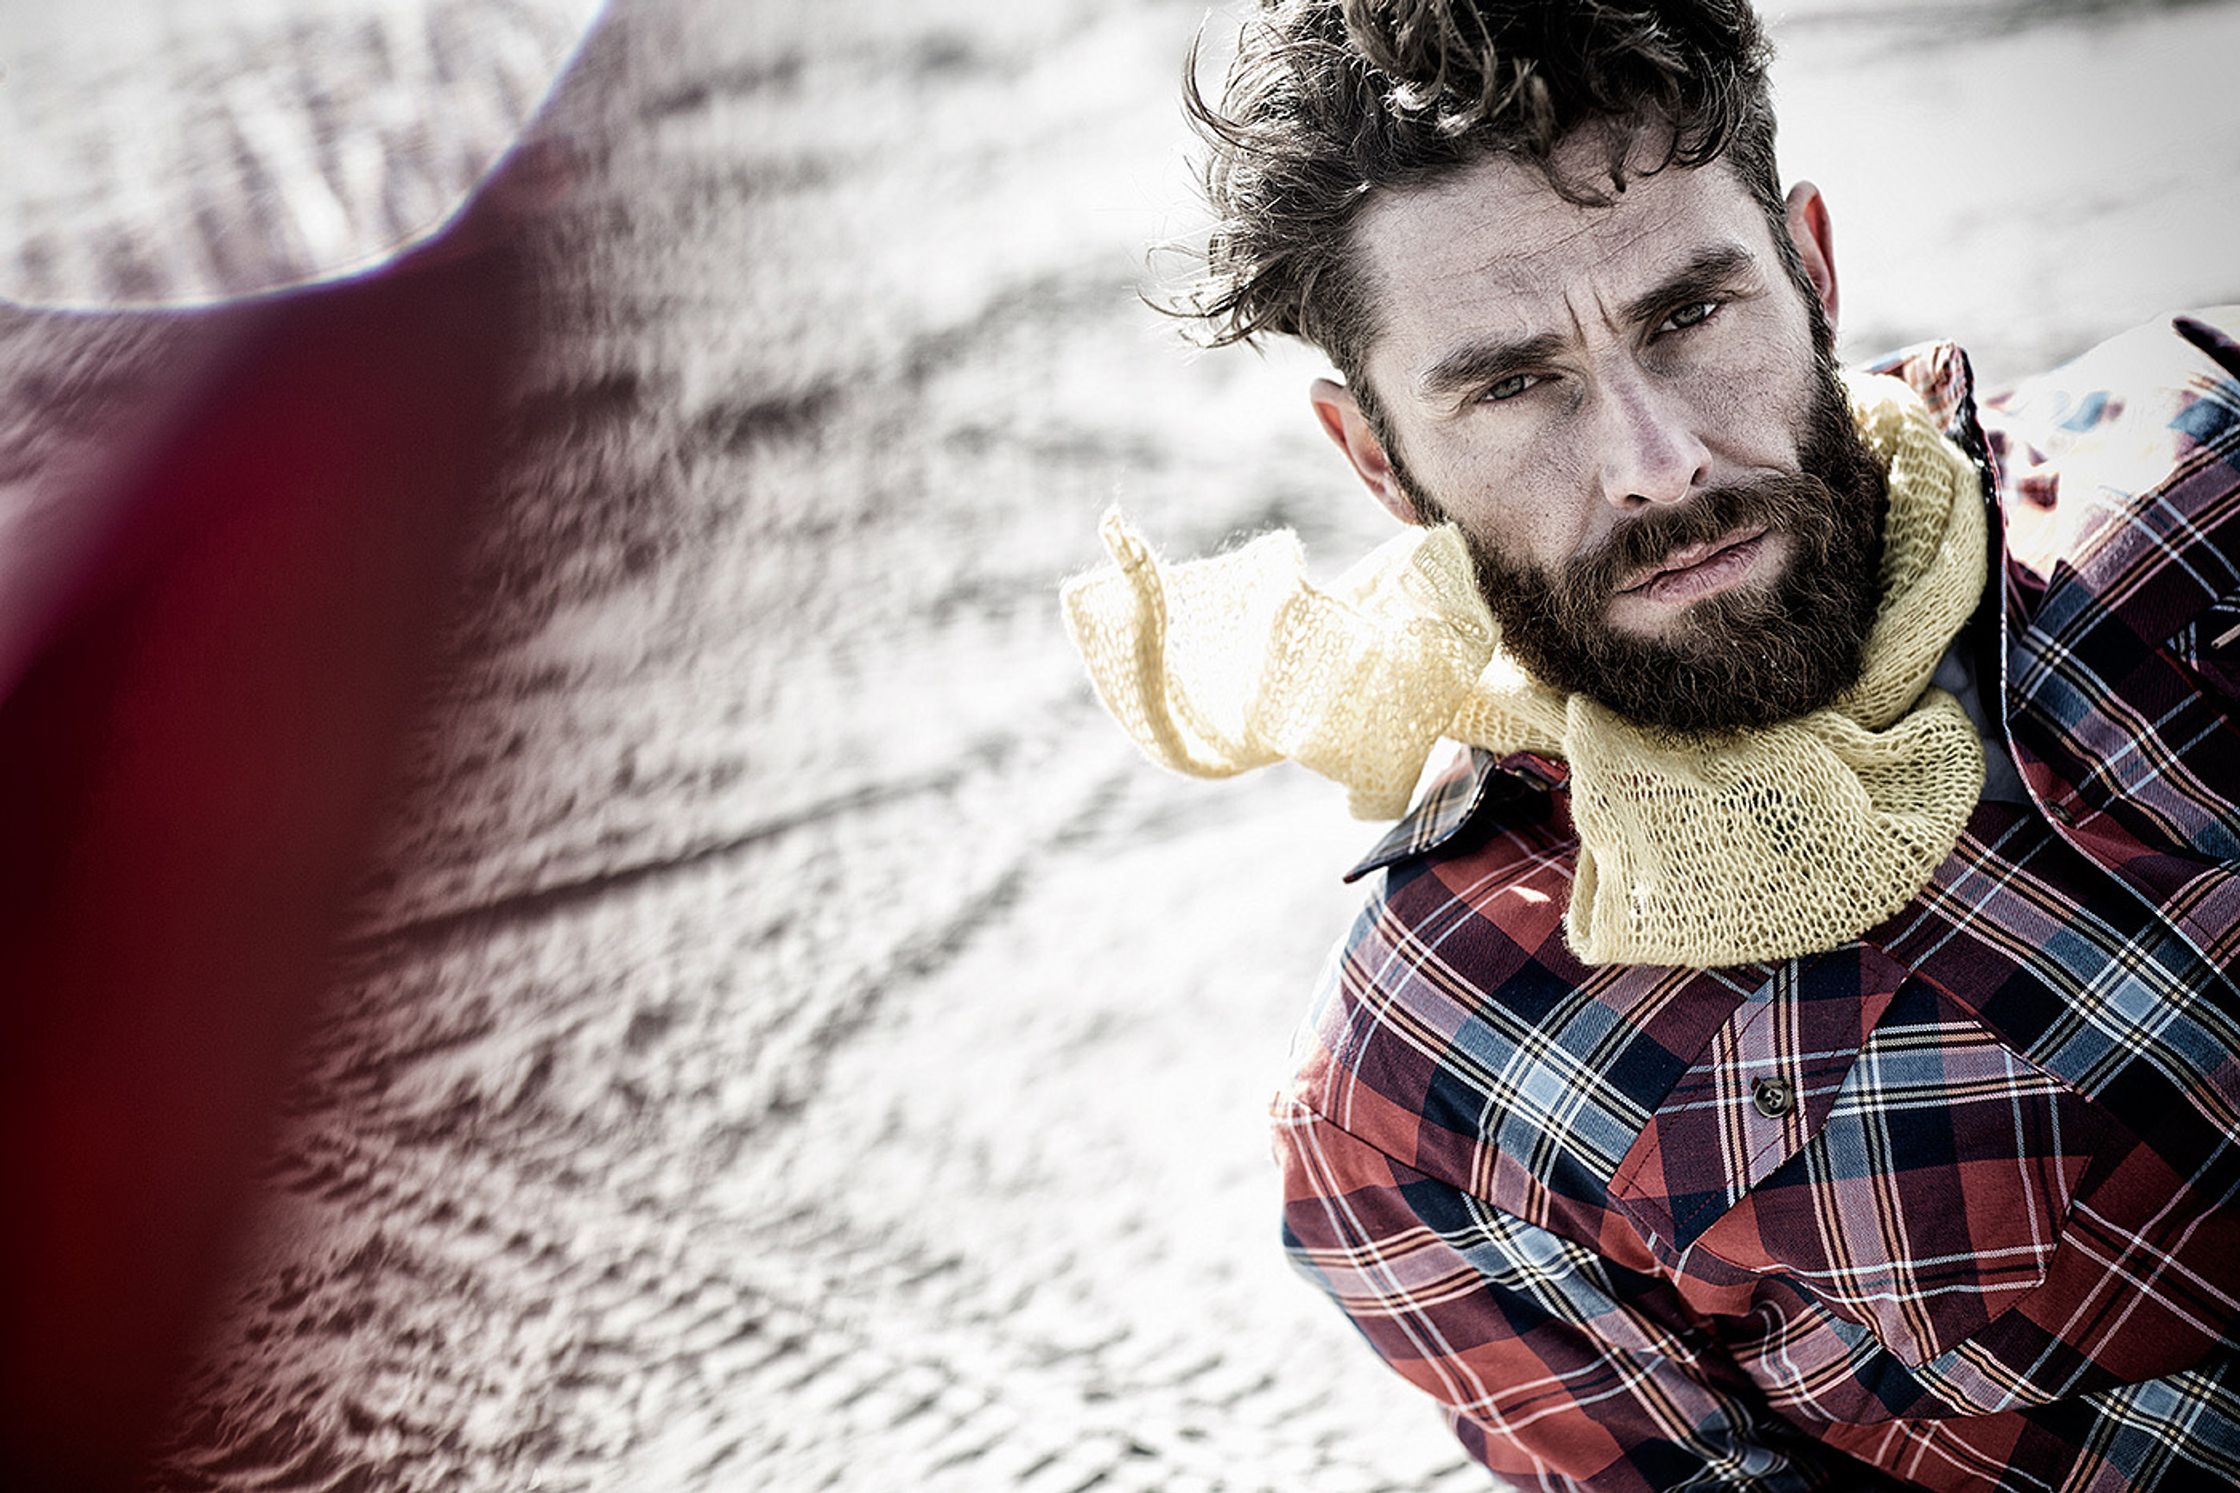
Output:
top-left (1413, 243), bottom-right (1762, 406)
top-left (1617, 243), bottom-right (1758, 327)
top-left (1415, 330), bottom-right (1569, 406)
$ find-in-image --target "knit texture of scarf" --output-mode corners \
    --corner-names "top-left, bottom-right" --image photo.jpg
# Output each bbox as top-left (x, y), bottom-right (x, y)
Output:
top-left (1060, 370), bottom-right (1989, 968)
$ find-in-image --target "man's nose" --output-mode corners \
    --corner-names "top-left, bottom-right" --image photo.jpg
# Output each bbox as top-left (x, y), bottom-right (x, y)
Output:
top-left (1594, 374), bottom-right (1711, 510)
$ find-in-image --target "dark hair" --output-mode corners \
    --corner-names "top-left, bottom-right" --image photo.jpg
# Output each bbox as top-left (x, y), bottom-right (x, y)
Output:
top-left (1176, 1), bottom-right (1787, 432)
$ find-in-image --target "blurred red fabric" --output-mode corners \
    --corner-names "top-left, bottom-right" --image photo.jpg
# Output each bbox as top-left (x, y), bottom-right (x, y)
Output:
top-left (0, 200), bottom-right (528, 1489)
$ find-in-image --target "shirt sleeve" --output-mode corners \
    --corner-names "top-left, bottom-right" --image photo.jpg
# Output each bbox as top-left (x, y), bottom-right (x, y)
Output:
top-left (1272, 1097), bottom-right (1867, 1492)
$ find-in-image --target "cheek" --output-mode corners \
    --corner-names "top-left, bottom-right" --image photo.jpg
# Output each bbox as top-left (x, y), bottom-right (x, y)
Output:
top-left (1689, 328), bottom-right (1822, 461)
top-left (1420, 444), bottom-right (1595, 572)
top-left (1445, 478), bottom-right (1581, 574)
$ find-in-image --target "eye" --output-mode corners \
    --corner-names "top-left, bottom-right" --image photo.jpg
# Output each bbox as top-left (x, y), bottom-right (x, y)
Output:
top-left (1479, 371), bottom-right (1541, 403)
top-left (1659, 299), bottom-right (1720, 334)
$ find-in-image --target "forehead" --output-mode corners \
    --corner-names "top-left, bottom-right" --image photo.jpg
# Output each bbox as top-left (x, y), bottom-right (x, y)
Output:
top-left (1350, 146), bottom-right (1778, 372)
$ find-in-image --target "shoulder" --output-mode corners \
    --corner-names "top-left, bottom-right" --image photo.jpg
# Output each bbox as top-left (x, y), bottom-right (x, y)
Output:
top-left (1284, 773), bottom-right (1723, 1231)
top-left (1328, 748), bottom-right (1583, 1026)
top-left (1982, 311), bottom-right (2240, 839)
top-left (1983, 307), bottom-right (2240, 613)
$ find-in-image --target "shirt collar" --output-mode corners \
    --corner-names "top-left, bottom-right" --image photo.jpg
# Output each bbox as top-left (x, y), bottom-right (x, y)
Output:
top-left (1344, 339), bottom-right (1998, 884)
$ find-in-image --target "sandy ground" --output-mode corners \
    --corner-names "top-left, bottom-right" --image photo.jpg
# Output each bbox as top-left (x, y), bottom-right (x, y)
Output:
top-left (3, 1), bottom-right (2239, 1489)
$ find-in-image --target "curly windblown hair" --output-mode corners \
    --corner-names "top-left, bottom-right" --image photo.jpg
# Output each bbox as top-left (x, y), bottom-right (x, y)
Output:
top-left (1179, 0), bottom-right (1786, 419)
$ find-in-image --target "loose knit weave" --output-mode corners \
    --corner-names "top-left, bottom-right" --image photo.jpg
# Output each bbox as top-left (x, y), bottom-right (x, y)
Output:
top-left (1061, 370), bottom-right (1989, 968)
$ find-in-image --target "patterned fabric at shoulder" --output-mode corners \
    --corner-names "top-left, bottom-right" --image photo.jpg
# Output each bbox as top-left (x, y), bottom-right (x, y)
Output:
top-left (1299, 814), bottom-right (1754, 1243)
top-left (1989, 309), bottom-right (2240, 884)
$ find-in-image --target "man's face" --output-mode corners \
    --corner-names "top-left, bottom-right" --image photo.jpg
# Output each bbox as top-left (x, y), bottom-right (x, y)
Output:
top-left (1336, 140), bottom-right (1887, 734)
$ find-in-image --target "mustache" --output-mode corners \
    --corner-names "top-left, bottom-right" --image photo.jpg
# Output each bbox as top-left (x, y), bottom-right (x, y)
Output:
top-left (1563, 472), bottom-right (1843, 605)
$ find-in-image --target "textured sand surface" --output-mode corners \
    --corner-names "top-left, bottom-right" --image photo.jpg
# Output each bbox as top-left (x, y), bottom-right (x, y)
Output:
top-left (0, 0), bottom-right (602, 304)
top-left (2, 1), bottom-right (2237, 1489)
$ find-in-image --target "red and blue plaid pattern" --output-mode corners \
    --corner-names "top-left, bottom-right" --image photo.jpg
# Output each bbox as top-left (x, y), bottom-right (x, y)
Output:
top-left (1276, 312), bottom-right (2240, 1490)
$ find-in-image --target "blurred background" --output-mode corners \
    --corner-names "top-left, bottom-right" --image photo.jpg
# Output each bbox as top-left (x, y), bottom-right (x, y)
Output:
top-left (1, 1), bottom-right (2236, 1489)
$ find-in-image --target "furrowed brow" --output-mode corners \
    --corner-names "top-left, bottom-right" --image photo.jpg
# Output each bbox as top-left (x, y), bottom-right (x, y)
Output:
top-left (1416, 330), bottom-right (1568, 405)
top-left (1618, 244), bottom-right (1759, 328)
top-left (1412, 246), bottom-right (1761, 407)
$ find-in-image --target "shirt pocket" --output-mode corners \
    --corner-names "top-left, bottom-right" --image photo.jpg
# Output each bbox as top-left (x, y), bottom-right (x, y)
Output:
top-left (1611, 964), bottom-right (2092, 1373)
top-left (1693, 979), bottom-right (2090, 1371)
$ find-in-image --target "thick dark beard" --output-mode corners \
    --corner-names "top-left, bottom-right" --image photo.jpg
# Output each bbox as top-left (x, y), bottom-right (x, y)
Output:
top-left (1424, 358), bottom-right (1888, 737)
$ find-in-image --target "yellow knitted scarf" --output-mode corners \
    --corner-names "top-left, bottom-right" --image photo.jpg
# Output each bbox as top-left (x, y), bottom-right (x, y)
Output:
top-left (1061, 370), bottom-right (1989, 968)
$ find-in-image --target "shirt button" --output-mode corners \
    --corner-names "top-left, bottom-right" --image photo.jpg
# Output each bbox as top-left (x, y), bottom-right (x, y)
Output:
top-left (1753, 1078), bottom-right (1794, 1119)
top-left (2046, 801), bottom-right (2075, 826)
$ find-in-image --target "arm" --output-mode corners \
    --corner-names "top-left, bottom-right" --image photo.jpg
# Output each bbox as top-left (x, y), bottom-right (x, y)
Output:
top-left (1274, 1098), bottom-right (1870, 1492)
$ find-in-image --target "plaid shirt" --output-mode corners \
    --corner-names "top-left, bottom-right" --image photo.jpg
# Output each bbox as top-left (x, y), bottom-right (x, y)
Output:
top-left (1275, 310), bottom-right (2240, 1491)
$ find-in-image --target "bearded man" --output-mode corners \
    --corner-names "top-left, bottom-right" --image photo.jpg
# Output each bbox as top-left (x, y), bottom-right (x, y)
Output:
top-left (1061, 1), bottom-right (2240, 1488)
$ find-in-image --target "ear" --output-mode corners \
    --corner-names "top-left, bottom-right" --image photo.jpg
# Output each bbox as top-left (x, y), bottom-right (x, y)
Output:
top-left (1783, 180), bottom-right (1839, 336)
top-left (1308, 377), bottom-right (1421, 525)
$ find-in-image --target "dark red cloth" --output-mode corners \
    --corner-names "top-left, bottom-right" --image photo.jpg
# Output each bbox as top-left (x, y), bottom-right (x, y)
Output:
top-left (0, 211), bottom-right (526, 1489)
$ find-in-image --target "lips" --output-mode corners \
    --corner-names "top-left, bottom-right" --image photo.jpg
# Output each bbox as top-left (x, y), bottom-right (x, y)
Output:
top-left (1615, 525), bottom-right (1769, 599)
